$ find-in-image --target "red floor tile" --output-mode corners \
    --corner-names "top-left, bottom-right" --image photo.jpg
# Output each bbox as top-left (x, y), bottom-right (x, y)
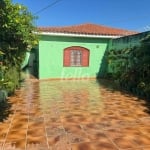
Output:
top-left (0, 79), bottom-right (149, 150)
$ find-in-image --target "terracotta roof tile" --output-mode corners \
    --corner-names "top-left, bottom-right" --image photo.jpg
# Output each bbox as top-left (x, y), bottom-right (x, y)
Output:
top-left (37, 23), bottom-right (137, 36)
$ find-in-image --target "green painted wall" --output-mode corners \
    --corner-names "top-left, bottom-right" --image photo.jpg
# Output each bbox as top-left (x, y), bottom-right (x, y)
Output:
top-left (38, 35), bottom-right (110, 79)
top-left (109, 31), bottom-right (150, 50)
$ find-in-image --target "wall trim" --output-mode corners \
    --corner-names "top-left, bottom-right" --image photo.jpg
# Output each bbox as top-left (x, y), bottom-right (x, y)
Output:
top-left (35, 32), bottom-right (121, 39)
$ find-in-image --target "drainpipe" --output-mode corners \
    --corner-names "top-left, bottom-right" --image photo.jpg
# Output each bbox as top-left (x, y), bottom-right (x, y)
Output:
top-left (21, 51), bottom-right (30, 69)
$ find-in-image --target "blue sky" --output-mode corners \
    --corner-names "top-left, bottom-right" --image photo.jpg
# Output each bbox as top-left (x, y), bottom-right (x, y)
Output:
top-left (12, 0), bottom-right (150, 31)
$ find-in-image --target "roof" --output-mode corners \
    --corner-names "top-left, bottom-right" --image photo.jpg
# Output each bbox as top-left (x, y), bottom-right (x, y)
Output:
top-left (37, 23), bottom-right (137, 37)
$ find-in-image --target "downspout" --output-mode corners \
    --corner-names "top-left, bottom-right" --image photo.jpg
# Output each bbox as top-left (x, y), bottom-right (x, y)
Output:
top-left (21, 51), bottom-right (30, 69)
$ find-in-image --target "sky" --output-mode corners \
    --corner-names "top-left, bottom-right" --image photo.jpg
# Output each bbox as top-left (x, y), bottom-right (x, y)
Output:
top-left (12, 0), bottom-right (150, 32)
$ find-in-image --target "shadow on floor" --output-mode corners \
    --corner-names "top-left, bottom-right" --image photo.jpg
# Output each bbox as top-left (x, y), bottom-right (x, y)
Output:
top-left (0, 100), bottom-right (12, 122)
top-left (21, 67), bottom-right (38, 81)
top-left (96, 78), bottom-right (150, 114)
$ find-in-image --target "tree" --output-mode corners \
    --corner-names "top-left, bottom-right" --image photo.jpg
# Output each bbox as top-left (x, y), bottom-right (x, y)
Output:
top-left (0, 0), bottom-right (38, 94)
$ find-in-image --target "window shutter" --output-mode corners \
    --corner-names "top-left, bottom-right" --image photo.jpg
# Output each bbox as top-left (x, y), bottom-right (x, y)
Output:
top-left (82, 49), bottom-right (89, 66)
top-left (64, 49), bottom-right (71, 66)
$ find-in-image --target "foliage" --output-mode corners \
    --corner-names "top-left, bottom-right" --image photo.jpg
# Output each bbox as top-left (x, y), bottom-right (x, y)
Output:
top-left (107, 34), bottom-right (150, 99)
top-left (0, 0), bottom-right (38, 94)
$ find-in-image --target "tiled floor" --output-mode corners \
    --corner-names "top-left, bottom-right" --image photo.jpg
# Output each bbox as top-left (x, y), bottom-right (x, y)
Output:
top-left (0, 79), bottom-right (150, 150)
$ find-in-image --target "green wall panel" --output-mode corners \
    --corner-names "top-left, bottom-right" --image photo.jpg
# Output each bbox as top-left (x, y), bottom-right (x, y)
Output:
top-left (39, 35), bottom-right (109, 79)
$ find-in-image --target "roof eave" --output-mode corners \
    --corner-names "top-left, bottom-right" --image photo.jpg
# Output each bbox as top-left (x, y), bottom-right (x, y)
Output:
top-left (35, 32), bottom-right (122, 39)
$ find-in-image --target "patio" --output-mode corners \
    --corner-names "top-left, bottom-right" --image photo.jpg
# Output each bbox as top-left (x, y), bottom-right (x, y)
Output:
top-left (0, 79), bottom-right (150, 150)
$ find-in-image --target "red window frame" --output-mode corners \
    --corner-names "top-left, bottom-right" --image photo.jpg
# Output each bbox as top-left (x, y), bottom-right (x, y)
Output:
top-left (63, 46), bottom-right (89, 67)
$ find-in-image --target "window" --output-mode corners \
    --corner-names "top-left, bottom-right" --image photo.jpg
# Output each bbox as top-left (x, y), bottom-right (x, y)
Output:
top-left (64, 46), bottom-right (89, 67)
top-left (70, 50), bottom-right (82, 66)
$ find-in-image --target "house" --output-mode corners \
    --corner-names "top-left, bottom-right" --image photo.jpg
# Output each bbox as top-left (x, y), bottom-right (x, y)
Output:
top-left (26, 23), bottom-right (137, 79)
